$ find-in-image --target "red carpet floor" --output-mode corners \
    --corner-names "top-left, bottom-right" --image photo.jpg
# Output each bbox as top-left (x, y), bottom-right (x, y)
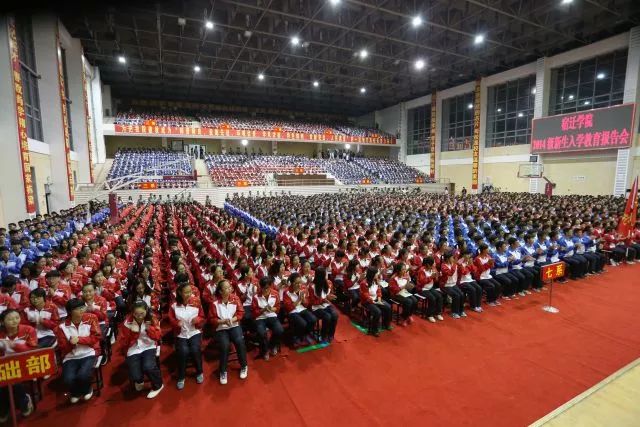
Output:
top-left (25, 264), bottom-right (640, 427)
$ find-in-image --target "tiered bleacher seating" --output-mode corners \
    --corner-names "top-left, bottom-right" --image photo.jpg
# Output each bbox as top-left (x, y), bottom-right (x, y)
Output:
top-left (114, 110), bottom-right (196, 127)
top-left (108, 149), bottom-right (196, 189)
top-left (354, 157), bottom-right (428, 184)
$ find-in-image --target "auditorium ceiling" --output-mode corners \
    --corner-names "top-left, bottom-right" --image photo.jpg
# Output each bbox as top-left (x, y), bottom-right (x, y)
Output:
top-left (59, 0), bottom-right (640, 116)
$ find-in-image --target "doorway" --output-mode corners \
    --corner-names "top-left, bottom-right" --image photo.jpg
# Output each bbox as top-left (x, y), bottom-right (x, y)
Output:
top-left (185, 144), bottom-right (206, 159)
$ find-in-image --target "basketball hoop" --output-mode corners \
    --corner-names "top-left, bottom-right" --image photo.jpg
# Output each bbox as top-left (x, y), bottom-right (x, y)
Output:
top-left (518, 163), bottom-right (543, 179)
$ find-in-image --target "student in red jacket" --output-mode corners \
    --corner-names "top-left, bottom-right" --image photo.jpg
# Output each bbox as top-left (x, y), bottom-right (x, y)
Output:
top-left (0, 292), bottom-right (18, 316)
top-left (119, 301), bottom-right (164, 399)
top-left (439, 252), bottom-right (465, 319)
top-left (388, 262), bottom-right (418, 325)
top-left (473, 244), bottom-right (502, 306)
top-left (23, 288), bottom-right (59, 347)
top-left (209, 280), bottom-right (248, 385)
top-left (415, 257), bottom-right (444, 323)
top-left (55, 299), bottom-right (102, 403)
top-left (0, 309), bottom-right (36, 421)
top-left (168, 283), bottom-right (205, 390)
top-left (308, 267), bottom-right (339, 343)
top-left (457, 250), bottom-right (483, 313)
top-left (1, 276), bottom-right (29, 310)
top-left (360, 267), bottom-right (391, 336)
top-left (252, 276), bottom-right (284, 360)
top-left (81, 283), bottom-right (109, 334)
top-left (283, 273), bottom-right (317, 346)
top-left (44, 270), bottom-right (71, 319)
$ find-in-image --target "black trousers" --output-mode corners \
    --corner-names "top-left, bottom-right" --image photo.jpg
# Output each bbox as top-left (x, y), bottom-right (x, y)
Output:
top-left (563, 256), bottom-right (587, 279)
top-left (175, 334), bottom-right (203, 380)
top-left (313, 306), bottom-right (339, 341)
top-left (458, 281), bottom-right (482, 308)
top-left (478, 278), bottom-right (500, 302)
top-left (510, 269), bottom-right (533, 291)
top-left (215, 326), bottom-right (248, 373)
top-left (347, 288), bottom-right (360, 312)
top-left (581, 252), bottom-right (605, 272)
top-left (523, 266), bottom-right (541, 289)
top-left (365, 302), bottom-right (392, 331)
top-left (289, 310), bottom-right (317, 338)
top-left (420, 288), bottom-right (443, 316)
top-left (393, 294), bottom-right (418, 319)
top-left (126, 348), bottom-right (163, 390)
top-left (255, 317), bottom-right (284, 354)
top-left (494, 273), bottom-right (517, 296)
top-left (631, 244), bottom-right (640, 260)
top-left (442, 286), bottom-right (464, 314)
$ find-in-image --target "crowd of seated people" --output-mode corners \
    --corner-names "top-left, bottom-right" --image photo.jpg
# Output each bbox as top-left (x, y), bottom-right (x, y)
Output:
top-left (114, 110), bottom-right (197, 128)
top-left (224, 189), bottom-right (640, 328)
top-left (108, 149), bottom-right (196, 189)
top-left (112, 109), bottom-right (393, 139)
top-left (204, 153), bottom-right (429, 186)
top-left (354, 158), bottom-right (429, 184)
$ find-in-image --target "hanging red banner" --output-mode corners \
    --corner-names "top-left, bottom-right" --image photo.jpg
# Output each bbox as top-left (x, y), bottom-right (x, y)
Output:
top-left (55, 21), bottom-right (75, 201)
top-left (7, 15), bottom-right (36, 214)
top-left (81, 54), bottom-right (95, 183)
top-left (471, 78), bottom-right (481, 190)
top-left (430, 92), bottom-right (437, 178)
top-left (114, 124), bottom-right (396, 145)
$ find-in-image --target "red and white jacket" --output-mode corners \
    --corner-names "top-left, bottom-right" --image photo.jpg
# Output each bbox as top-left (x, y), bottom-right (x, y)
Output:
top-left (209, 294), bottom-right (244, 332)
top-left (0, 324), bottom-right (38, 355)
top-left (0, 293), bottom-right (18, 316)
top-left (307, 281), bottom-right (334, 310)
top-left (388, 274), bottom-right (412, 296)
top-left (119, 315), bottom-right (162, 357)
top-left (168, 295), bottom-right (205, 339)
top-left (22, 302), bottom-right (60, 339)
top-left (439, 263), bottom-right (458, 288)
top-left (45, 282), bottom-right (72, 318)
top-left (83, 296), bottom-right (109, 323)
top-left (359, 280), bottom-right (381, 305)
top-left (55, 313), bottom-right (102, 362)
top-left (415, 266), bottom-right (437, 292)
top-left (282, 288), bottom-right (308, 314)
top-left (473, 255), bottom-right (494, 281)
top-left (252, 289), bottom-right (280, 320)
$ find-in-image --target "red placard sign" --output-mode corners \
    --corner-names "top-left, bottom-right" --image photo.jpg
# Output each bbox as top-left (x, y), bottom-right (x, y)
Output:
top-left (531, 104), bottom-right (635, 154)
top-left (0, 347), bottom-right (57, 387)
top-left (540, 261), bottom-right (566, 281)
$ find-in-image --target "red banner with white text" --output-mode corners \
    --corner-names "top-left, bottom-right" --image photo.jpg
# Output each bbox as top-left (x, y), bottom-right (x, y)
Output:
top-left (55, 22), bottom-right (75, 201)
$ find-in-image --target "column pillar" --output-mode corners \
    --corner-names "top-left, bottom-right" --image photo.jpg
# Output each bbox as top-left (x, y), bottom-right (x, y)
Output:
top-left (531, 57), bottom-right (551, 193)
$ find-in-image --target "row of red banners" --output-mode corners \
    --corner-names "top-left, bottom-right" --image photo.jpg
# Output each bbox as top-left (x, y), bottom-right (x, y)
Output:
top-left (113, 124), bottom-right (397, 145)
top-left (471, 78), bottom-right (481, 190)
top-left (7, 16), bottom-right (36, 214)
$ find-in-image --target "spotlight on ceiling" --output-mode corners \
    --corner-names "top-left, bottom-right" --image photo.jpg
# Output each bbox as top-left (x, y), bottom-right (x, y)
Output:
top-left (329, 0), bottom-right (340, 5)
top-left (597, 72), bottom-right (606, 79)
top-left (205, 21), bottom-right (214, 30)
top-left (291, 36), bottom-right (300, 46)
top-left (467, 103), bottom-right (473, 109)
top-left (474, 34), bottom-right (485, 44)
top-left (414, 59), bottom-right (425, 70)
top-left (193, 65), bottom-right (201, 72)
top-left (360, 87), bottom-right (366, 94)
top-left (241, 139), bottom-right (249, 146)
top-left (117, 55), bottom-right (126, 64)
top-left (258, 73), bottom-right (265, 80)
top-left (412, 16), bottom-right (422, 28)
top-left (313, 80), bottom-right (319, 87)
top-left (359, 49), bottom-right (368, 59)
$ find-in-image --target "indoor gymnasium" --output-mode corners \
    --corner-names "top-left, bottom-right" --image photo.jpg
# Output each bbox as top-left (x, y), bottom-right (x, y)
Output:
top-left (1, 0), bottom-right (640, 426)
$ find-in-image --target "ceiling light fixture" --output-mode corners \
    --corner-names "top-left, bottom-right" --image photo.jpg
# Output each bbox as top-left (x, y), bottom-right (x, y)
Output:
top-left (205, 21), bottom-right (214, 30)
top-left (414, 59), bottom-right (425, 70)
top-left (531, 87), bottom-right (537, 94)
top-left (597, 72), bottom-right (606, 79)
top-left (518, 112), bottom-right (524, 117)
top-left (412, 16), bottom-right (422, 28)
top-left (117, 55), bottom-right (126, 64)
top-left (359, 49), bottom-right (368, 59)
top-left (291, 36), bottom-right (300, 46)
top-left (568, 94), bottom-right (574, 100)
top-left (467, 103), bottom-right (473, 109)
top-left (241, 139), bottom-right (249, 146)
top-left (360, 87), bottom-right (366, 94)
top-left (193, 65), bottom-right (201, 72)
top-left (561, 0), bottom-right (574, 4)
top-left (497, 108), bottom-right (502, 112)
top-left (329, 0), bottom-right (340, 5)
top-left (313, 80), bottom-right (319, 87)
top-left (258, 73), bottom-right (265, 80)
top-left (474, 34), bottom-right (485, 44)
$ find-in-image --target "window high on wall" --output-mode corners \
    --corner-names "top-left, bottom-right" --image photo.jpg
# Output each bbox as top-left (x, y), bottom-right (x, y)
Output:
top-left (407, 104), bottom-right (431, 155)
top-left (15, 15), bottom-right (43, 142)
top-left (441, 92), bottom-right (474, 151)
top-left (486, 74), bottom-right (536, 147)
top-left (549, 49), bottom-right (627, 115)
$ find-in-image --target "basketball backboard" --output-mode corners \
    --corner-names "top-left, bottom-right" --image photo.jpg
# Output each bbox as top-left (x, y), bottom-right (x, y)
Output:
top-left (518, 163), bottom-right (543, 178)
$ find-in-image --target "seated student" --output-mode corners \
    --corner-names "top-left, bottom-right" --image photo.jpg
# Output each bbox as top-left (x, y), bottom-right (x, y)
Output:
top-left (456, 250), bottom-right (483, 313)
top-left (343, 259), bottom-right (363, 312)
top-left (44, 270), bottom-right (71, 319)
top-left (631, 221), bottom-right (640, 260)
top-left (127, 278), bottom-right (160, 313)
top-left (506, 238), bottom-right (534, 296)
top-left (168, 283), bottom-right (205, 390)
top-left (0, 289), bottom-right (18, 316)
top-left (80, 283), bottom-right (109, 335)
top-left (252, 276), bottom-right (284, 360)
top-left (359, 267), bottom-right (391, 336)
top-left (520, 234), bottom-right (543, 291)
top-left (100, 263), bottom-right (127, 313)
top-left (0, 309), bottom-right (36, 421)
top-left (54, 298), bottom-right (102, 403)
top-left (492, 241), bottom-right (521, 298)
top-left (415, 256), bottom-right (444, 322)
top-left (1, 275), bottom-right (29, 311)
top-left (574, 228), bottom-right (605, 274)
top-left (603, 227), bottom-right (636, 265)
top-left (308, 267), bottom-right (339, 343)
top-left (283, 273), bottom-right (317, 345)
top-left (473, 244), bottom-right (502, 306)
top-left (234, 266), bottom-right (257, 329)
top-left (23, 288), bottom-right (59, 347)
top-left (202, 265), bottom-right (225, 307)
top-left (556, 230), bottom-right (588, 280)
top-left (209, 279), bottom-right (249, 385)
top-left (439, 252), bottom-right (465, 318)
top-left (329, 250), bottom-right (347, 293)
top-left (119, 301), bottom-right (164, 399)
top-left (388, 262), bottom-right (418, 325)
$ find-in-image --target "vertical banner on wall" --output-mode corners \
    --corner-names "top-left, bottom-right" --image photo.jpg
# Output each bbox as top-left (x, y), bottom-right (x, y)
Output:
top-left (471, 78), bottom-right (481, 190)
top-left (7, 16), bottom-right (36, 214)
top-left (55, 22), bottom-right (75, 201)
top-left (430, 92), bottom-right (437, 178)
top-left (81, 54), bottom-right (94, 183)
